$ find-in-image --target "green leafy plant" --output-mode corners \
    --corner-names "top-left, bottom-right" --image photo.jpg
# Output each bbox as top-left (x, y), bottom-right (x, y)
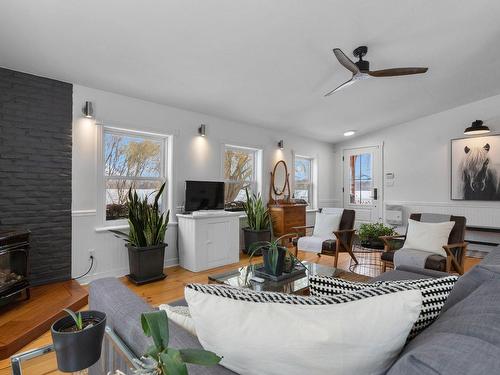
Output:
top-left (358, 222), bottom-right (396, 242)
top-left (137, 310), bottom-right (221, 375)
top-left (110, 183), bottom-right (169, 247)
top-left (63, 308), bottom-right (83, 331)
top-left (243, 189), bottom-right (270, 231)
top-left (248, 235), bottom-right (304, 275)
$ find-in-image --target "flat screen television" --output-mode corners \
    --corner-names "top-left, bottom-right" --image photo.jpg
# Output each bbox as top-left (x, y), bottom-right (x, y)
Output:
top-left (184, 180), bottom-right (225, 212)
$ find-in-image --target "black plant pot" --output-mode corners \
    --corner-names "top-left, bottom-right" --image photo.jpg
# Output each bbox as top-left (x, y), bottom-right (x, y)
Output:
top-left (360, 239), bottom-right (385, 250)
top-left (242, 228), bottom-right (271, 254)
top-left (51, 311), bottom-right (106, 372)
top-left (127, 243), bottom-right (167, 285)
top-left (262, 246), bottom-right (287, 276)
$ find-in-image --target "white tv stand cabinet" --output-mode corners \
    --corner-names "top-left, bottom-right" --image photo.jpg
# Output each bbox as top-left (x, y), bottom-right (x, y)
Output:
top-left (177, 211), bottom-right (241, 272)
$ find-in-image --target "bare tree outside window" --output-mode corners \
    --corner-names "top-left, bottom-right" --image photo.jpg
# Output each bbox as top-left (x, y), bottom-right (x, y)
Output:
top-left (104, 130), bottom-right (166, 221)
top-left (223, 145), bottom-right (259, 203)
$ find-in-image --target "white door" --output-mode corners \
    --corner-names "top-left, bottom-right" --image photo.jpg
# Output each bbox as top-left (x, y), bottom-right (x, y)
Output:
top-left (343, 146), bottom-right (383, 227)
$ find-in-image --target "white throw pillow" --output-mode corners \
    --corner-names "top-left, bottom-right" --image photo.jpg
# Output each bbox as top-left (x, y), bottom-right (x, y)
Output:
top-left (185, 283), bottom-right (422, 375)
top-left (312, 212), bottom-right (342, 238)
top-left (403, 219), bottom-right (455, 257)
top-left (158, 304), bottom-right (197, 336)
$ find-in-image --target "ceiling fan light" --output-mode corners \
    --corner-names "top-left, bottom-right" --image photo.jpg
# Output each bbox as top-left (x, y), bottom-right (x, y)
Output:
top-left (464, 120), bottom-right (490, 135)
top-left (344, 130), bottom-right (356, 137)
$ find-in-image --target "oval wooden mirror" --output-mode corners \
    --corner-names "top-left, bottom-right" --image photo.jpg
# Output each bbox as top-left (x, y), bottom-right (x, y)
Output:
top-left (272, 160), bottom-right (289, 196)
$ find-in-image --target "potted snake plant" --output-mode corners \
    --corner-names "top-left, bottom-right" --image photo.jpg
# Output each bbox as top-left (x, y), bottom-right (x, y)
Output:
top-left (242, 189), bottom-right (271, 254)
top-left (110, 183), bottom-right (169, 284)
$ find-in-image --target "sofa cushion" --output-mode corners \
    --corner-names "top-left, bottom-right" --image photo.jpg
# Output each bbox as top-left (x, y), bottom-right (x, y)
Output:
top-left (292, 236), bottom-right (336, 251)
top-left (387, 277), bottom-right (500, 375)
top-left (442, 250), bottom-right (500, 313)
top-left (185, 283), bottom-right (422, 375)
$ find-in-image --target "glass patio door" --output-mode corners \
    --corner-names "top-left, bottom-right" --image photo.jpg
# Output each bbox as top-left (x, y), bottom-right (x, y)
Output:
top-left (343, 146), bottom-right (382, 226)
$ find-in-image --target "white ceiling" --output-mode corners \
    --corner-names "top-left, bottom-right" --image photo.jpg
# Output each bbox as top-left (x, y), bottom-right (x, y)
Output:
top-left (1, 0), bottom-right (500, 143)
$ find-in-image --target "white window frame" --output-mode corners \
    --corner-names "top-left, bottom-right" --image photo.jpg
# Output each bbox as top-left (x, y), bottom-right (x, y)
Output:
top-left (97, 125), bottom-right (171, 227)
top-left (222, 144), bottom-right (263, 202)
top-left (293, 154), bottom-right (316, 208)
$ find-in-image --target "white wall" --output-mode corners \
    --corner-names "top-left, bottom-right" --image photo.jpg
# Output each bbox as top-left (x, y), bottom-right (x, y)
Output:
top-left (72, 85), bottom-right (337, 283)
top-left (332, 93), bottom-right (500, 229)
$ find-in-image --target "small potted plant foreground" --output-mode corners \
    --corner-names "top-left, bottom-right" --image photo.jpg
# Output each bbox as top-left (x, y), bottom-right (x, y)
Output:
top-left (242, 189), bottom-right (271, 254)
top-left (111, 183), bottom-right (169, 284)
top-left (358, 222), bottom-right (396, 249)
top-left (132, 310), bottom-right (221, 374)
top-left (51, 309), bottom-right (106, 372)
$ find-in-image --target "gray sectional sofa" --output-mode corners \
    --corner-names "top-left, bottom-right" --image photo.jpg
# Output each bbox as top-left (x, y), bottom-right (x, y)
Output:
top-left (89, 251), bottom-right (500, 374)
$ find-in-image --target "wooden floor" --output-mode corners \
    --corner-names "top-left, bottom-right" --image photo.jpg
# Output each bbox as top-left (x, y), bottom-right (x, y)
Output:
top-left (0, 252), bottom-right (481, 375)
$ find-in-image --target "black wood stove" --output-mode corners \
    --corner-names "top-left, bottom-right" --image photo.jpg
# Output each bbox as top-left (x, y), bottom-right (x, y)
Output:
top-left (0, 229), bottom-right (30, 306)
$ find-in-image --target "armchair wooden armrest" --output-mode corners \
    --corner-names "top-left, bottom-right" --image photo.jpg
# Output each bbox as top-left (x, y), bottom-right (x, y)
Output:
top-left (442, 242), bottom-right (468, 275)
top-left (443, 242), bottom-right (468, 250)
top-left (379, 235), bottom-right (406, 251)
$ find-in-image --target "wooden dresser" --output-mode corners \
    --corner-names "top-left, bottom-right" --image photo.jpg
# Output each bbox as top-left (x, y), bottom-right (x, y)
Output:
top-left (268, 202), bottom-right (307, 238)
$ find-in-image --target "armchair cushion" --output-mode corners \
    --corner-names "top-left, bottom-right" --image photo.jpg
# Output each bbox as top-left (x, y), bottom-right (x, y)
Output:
top-left (403, 219), bottom-right (455, 257)
top-left (292, 237), bottom-right (336, 252)
top-left (312, 212), bottom-right (342, 238)
top-left (381, 250), bottom-right (447, 272)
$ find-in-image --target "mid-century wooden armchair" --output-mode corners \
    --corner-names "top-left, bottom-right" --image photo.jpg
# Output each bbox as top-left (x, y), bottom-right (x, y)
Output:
top-left (380, 213), bottom-right (468, 274)
top-left (291, 208), bottom-right (358, 268)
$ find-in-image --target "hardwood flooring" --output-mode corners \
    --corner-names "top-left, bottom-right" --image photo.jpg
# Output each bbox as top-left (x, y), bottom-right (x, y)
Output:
top-left (0, 252), bottom-right (481, 375)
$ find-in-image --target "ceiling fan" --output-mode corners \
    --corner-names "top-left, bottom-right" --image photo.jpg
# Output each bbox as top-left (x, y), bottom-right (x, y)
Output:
top-left (325, 46), bottom-right (428, 96)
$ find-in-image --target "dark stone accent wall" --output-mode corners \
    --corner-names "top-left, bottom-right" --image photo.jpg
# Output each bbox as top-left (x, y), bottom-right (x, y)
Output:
top-left (0, 67), bottom-right (72, 286)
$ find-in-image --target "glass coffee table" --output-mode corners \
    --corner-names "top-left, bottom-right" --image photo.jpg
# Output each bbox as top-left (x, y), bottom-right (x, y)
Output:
top-left (208, 261), bottom-right (369, 295)
top-left (10, 327), bottom-right (139, 375)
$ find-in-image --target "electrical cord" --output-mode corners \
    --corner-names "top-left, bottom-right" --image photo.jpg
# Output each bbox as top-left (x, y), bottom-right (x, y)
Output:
top-left (72, 255), bottom-right (94, 280)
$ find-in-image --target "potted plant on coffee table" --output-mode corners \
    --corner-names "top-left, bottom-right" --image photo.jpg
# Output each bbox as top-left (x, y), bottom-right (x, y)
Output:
top-left (358, 222), bottom-right (396, 250)
top-left (242, 189), bottom-right (271, 254)
top-left (51, 308), bottom-right (106, 372)
top-left (110, 182), bottom-right (169, 285)
top-left (248, 235), bottom-right (302, 277)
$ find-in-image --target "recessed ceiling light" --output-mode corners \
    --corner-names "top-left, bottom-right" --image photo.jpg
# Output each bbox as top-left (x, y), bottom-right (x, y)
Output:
top-left (343, 130), bottom-right (356, 137)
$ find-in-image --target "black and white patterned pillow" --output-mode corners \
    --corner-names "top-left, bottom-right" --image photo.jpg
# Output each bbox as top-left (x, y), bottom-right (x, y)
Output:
top-left (309, 275), bottom-right (382, 296)
top-left (186, 282), bottom-right (417, 306)
top-left (309, 275), bottom-right (458, 338)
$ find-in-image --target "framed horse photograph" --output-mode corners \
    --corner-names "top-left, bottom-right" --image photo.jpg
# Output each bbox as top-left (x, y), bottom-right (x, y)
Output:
top-left (451, 134), bottom-right (500, 201)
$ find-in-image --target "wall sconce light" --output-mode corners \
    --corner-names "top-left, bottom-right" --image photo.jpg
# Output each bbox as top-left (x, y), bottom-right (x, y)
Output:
top-left (82, 101), bottom-right (94, 119)
top-left (198, 124), bottom-right (206, 137)
top-left (278, 140), bottom-right (284, 149)
top-left (464, 120), bottom-right (490, 135)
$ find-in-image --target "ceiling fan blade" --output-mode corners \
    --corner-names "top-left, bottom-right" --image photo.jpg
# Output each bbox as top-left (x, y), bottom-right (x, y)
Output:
top-left (324, 78), bottom-right (356, 97)
top-left (368, 67), bottom-right (428, 77)
top-left (333, 48), bottom-right (360, 75)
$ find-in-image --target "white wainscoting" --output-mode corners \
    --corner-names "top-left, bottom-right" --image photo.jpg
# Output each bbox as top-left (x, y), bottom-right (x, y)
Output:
top-left (384, 200), bottom-right (500, 229)
top-left (72, 210), bottom-right (179, 284)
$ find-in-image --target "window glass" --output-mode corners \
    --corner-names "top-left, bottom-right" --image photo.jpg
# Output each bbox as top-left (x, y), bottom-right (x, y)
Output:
top-left (224, 145), bottom-right (259, 203)
top-left (104, 130), bottom-right (166, 221)
top-left (349, 153), bottom-right (373, 205)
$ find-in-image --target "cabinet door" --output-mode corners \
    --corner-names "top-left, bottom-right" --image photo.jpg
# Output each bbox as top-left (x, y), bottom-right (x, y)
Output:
top-left (204, 218), bottom-right (239, 268)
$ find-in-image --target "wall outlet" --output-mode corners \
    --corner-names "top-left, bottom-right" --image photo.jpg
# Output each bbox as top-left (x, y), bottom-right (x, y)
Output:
top-left (89, 249), bottom-right (95, 259)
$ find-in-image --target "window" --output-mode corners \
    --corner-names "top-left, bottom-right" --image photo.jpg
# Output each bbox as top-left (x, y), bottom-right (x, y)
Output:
top-left (294, 156), bottom-right (314, 207)
top-left (103, 128), bottom-right (167, 221)
top-left (223, 145), bottom-right (261, 203)
top-left (348, 153), bottom-right (373, 205)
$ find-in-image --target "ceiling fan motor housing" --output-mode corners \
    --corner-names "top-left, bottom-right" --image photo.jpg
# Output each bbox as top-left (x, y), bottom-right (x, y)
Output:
top-left (355, 60), bottom-right (370, 72)
top-left (353, 46), bottom-right (369, 72)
